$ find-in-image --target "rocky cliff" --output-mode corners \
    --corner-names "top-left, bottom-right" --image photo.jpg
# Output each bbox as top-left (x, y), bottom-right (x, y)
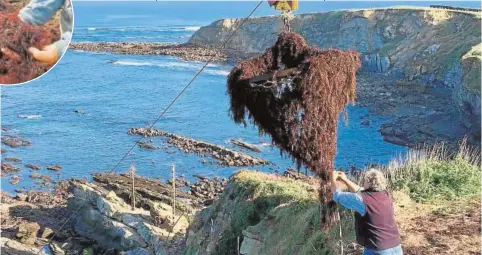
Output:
top-left (189, 7), bottom-right (481, 144)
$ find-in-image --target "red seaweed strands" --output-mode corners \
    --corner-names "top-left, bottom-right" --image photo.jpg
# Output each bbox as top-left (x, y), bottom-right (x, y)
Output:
top-left (227, 32), bottom-right (360, 230)
top-left (0, 0), bottom-right (58, 84)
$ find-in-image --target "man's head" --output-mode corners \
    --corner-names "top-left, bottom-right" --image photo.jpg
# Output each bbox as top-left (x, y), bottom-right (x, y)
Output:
top-left (362, 169), bottom-right (387, 191)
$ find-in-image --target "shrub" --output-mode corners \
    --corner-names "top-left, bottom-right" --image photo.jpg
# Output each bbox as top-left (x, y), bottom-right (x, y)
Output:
top-left (379, 140), bottom-right (481, 203)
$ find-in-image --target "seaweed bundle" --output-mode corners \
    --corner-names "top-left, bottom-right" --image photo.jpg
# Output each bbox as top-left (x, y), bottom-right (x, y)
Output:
top-left (227, 32), bottom-right (360, 230)
top-left (0, 0), bottom-right (58, 84)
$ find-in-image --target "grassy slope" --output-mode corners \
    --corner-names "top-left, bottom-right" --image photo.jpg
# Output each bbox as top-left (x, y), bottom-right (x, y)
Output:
top-left (185, 142), bottom-right (481, 255)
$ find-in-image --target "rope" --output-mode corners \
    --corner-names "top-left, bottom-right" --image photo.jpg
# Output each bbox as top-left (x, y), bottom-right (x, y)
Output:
top-left (36, 1), bottom-right (264, 253)
top-left (337, 209), bottom-right (344, 255)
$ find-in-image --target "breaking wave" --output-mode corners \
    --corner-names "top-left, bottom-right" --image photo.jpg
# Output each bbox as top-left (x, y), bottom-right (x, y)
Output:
top-left (84, 26), bottom-right (200, 32)
top-left (17, 114), bottom-right (42, 119)
top-left (110, 60), bottom-right (228, 76)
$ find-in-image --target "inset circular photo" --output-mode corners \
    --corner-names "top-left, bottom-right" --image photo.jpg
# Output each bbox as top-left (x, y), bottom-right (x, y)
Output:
top-left (0, 0), bottom-right (73, 85)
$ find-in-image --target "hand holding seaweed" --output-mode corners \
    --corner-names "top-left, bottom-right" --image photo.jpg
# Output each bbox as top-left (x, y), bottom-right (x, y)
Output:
top-left (0, 0), bottom-right (58, 84)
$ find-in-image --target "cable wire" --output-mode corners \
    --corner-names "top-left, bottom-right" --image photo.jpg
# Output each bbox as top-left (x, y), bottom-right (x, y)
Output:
top-left (107, 0), bottom-right (264, 175)
top-left (36, 1), bottom-right (264, 253)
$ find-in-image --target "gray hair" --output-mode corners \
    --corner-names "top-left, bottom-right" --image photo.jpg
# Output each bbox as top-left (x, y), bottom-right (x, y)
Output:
top-left (363, 169), bottom-right (387, 191)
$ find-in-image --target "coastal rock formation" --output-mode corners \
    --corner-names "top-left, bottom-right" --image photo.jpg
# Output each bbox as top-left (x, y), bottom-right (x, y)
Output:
top-left (91, 173), bottom-right (201, 213)
top-left (190, 7), bottom-right (480, 83)
top-left (70, 42), bottom-right (228, 62)
top-left (16, 222), bottom-right (40, 245)
top-left (4, 157), bottom-right (21, 163)
top-left (128, 128), bottom-right (270, 166)
top-left (46, 165), bottom-right (62, 172)
top-left (68, 178), bottom-right (193, 254)
top-left (188, 175), bottom-right (227, 203)
top-left (2, 171), bottom-right (223, 255)
top-left (1, 135), bottom-right (31, 148)
top-left (190, 7), bottom-right (481, 146)
top-left (1, 163), bottom-right (20, 176)
top-left (25, 164), bottom-right (41, 170)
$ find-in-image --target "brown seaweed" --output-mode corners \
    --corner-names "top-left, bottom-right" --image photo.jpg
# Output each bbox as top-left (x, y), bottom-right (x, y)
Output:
top-left (227, 32), bottom-right (360, 230)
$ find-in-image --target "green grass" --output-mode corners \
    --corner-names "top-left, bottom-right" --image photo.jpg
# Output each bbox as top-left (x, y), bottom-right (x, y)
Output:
top-left (212, 171), bottom-right (318, 255)
top-left (391, 156), bottom-right (480, 202)
top-left (227, 171), bottom-right (356, 255)
top-left (378, 140), bottom-right (481, 203)
top-left (230, 171), bottom-right (316, 203)
top-left (462, 44), bottom-right (482, 93)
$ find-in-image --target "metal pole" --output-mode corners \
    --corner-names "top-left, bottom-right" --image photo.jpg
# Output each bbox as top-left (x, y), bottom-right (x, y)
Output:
top-left (130, 162), bottom-right (136, 211)
top-left (171, 164), bottom-right (176, 217)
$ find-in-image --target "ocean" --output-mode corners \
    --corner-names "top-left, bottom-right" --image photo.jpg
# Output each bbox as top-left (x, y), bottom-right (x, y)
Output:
top-left (3, 1), bottom-right (477, 193)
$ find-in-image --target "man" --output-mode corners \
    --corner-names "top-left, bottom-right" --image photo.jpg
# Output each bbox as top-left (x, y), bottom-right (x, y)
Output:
top-left (331, 169), bottom-right (403, 255)
top-left (17, 0), bottom-right (73, 63)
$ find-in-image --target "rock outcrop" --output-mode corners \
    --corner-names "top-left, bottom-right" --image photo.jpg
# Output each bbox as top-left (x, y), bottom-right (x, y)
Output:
top-left (128, 128), bottom-right (270, 166)
top-left (68, 179), bottom-right (194, 254)
top-left (189, 7), bottom-right (481, 145)
top-left (16, 222), bottom-right (40, 245)
top-left (190, 7), bottom-right (480, 81)
top-left (70, 42), bottom-right (228, 62)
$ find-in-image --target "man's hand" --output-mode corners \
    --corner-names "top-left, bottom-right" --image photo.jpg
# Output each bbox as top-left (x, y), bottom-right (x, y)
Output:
top-left (331, 170), bottom-right (345, 181)
top-left (338, 171), bottom-right (348, 182)
top-left (28, 44), bottom-right (59, 64)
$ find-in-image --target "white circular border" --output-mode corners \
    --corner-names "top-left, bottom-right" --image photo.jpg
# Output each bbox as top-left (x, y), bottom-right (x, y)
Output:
top-left (0, 0), bottom-right (76, 86)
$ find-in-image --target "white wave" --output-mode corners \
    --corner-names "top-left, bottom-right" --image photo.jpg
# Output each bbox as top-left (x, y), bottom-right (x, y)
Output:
top-left (111, 60), bottom-right (201, 69)
top-left (159, 62), bottom-right (201, 69)
top-left (258, 142), bottom-right (271, 147)
top-left (82, 26), bottom-right (200, 33)
top-left (204, 70), bottom-right (230, 76)
top-left (17, 114), bottom-right (41, 119)
top-left (111, 60), bottom-right (228, 76)
top-left (184, 26), bottom-right (201, 31)
top-left (111, 60), bottom-right (153, 66)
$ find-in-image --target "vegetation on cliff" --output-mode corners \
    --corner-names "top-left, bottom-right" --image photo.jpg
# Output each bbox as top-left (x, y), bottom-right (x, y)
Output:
top-left (387, 142), bottom-right (480, 204)
top-left (185, 141), bottom-right (481, 255)
top-left (184, 170), bottom-right (355, 255)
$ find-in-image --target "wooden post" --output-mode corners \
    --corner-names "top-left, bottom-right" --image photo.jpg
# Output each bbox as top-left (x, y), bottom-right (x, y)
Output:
top-left (338, 209), bottom-right (343, 255)
top-left (237, 236), bottom-right (240, 255)
top-left (171, 164), bottom-right (176, 217)
top-left (130, 163), bottom-right (136, 211)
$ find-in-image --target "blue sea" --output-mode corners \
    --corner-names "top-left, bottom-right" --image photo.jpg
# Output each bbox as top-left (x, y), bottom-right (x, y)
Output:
top-left (2, 1), bottom-right (478, 193)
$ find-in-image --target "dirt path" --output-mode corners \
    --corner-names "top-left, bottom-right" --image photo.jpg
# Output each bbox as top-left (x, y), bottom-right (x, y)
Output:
top-left (393, 192), bottom-right (481, 255)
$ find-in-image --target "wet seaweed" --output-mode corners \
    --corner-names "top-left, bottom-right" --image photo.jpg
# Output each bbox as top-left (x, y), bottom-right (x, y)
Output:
top-left (227, 32), bottom-right (361, 230)
top-left (0, 0), bottom-right (58, 84)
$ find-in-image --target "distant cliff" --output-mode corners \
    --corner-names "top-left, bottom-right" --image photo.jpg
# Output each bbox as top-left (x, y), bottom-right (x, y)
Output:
top-left (190, 6), bottom-right (481, 144)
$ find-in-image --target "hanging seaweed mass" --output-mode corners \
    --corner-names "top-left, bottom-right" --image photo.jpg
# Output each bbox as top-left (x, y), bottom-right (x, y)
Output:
top-left (0, 0), bottom-right (58, 84)
top-left (227, 32), bottom-right (361, 230)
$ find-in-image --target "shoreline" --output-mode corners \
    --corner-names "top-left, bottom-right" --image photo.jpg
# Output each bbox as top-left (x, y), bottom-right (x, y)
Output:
top-left (70, 42), bottom-right (231, 63)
